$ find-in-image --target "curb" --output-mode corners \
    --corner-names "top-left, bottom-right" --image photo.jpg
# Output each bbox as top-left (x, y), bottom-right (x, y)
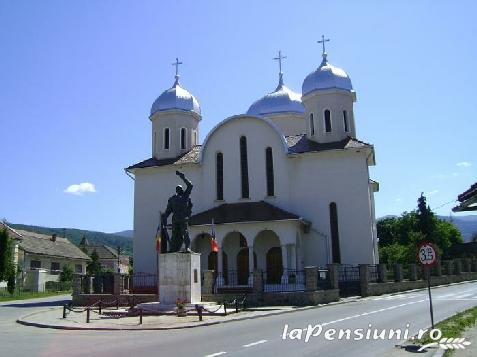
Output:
top-left (17, 279), bottom-right (477, 331)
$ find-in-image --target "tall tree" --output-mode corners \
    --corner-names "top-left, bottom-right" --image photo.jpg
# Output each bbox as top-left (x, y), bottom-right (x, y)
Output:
top-left (86, 250), bottom-right (102, 275)
top-left (0, 227), bottom-right (14, 281)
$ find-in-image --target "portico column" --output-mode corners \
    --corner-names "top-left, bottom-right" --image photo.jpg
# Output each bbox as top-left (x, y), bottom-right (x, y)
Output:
top-left (248, 246), bottom-right (254, 286)
top-left (289, 244), bottom-right (297, 271)
top-left (281, 245), bottom-right (289, 284)
top-left (216, 246), bottom-right (224, 286)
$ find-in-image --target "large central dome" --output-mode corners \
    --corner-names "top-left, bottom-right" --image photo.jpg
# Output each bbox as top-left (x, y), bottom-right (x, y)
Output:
top-left (247, 74), bottom-right (304, 116)
top-left (302, 53), bottom-right (353, 96)
top-left (150, 76), bottom-right (201, 117)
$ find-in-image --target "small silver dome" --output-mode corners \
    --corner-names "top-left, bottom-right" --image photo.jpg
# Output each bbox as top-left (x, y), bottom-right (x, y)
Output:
top-left (247, 74), bottom-right (304, 116)
top-left (150, 76), bottom-right (200, 116)
top-left (302, 54), bottom-right (353, 96)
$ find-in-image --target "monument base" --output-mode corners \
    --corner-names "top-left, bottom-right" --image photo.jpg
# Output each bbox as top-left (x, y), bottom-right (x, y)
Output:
top-left (159, 252), bottom-right (201, 305)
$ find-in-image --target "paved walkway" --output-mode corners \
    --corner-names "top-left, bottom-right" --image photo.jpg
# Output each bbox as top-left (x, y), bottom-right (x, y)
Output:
top-left (453, 325), bottom-right (477, 357)
top-left (17, 305), bottom-right (305, 330)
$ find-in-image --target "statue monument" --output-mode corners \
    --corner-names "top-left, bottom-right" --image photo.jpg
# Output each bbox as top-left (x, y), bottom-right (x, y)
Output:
top-left (162, 170), bottom-right (193, 253)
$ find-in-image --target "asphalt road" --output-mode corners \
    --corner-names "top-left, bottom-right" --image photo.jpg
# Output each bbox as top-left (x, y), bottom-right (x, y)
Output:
top-left (1, 281), bottom-right (477, 357)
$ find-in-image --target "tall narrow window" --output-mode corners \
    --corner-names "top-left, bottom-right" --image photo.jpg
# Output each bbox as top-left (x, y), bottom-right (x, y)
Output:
top-left (153, 131), bottom-right (157, 154)
top-left (180, 128), bottom-right (186, 149)
top-left (216, 152), bottom-right (223, 200)
top-left (164, 128), bottom-right (170, 149)
top-left (193, 130), bottom-right (198, 145)
top-left (324, 110), bottom-right (332, 133)
top-left (343, 110), bottom-right (349, 132)
top-left (265, 147), bottom-right (274, 196)
top-left (329, 202), bottom-right (341, 263)
top-left (310, 113), bottom-right (315, 135)
top-left (240, 136), bottom-right (249, 198)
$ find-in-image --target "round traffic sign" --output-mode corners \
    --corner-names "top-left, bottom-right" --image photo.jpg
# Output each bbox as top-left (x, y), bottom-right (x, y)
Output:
top-left (417, 242), bottom-right (438, 267)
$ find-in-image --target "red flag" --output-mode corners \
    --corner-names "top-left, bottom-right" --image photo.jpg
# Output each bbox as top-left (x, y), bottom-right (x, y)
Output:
top-left (210, 219), bottom-right (218, 252)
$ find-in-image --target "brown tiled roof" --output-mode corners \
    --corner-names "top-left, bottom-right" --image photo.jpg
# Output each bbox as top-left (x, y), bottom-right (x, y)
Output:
top-left (188, 201), bottom-right (300, 226)
top-left (15, 230), bottom-right (91, 261)
top-left (126, 136), bottom-right (372, 171)
top-left (82, 245), bottom-right (118, 260)
top-left (458, 182), bottom-right (477, 202)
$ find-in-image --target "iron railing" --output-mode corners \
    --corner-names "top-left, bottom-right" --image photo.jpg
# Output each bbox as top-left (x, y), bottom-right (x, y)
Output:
top-left (263, 269), bottom-right (305, 292)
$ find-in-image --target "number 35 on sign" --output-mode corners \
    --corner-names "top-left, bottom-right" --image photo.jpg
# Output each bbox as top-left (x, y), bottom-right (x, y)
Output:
top-left (417, 242), bottom-right (438, 267)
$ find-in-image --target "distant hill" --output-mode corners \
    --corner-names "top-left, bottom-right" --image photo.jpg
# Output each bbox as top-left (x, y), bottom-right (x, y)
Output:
top-left (378, 214), bottom-right (477, 243)
top-left (9, 223), bottom-right (133, 256)
top-left (113, 230), bottom-right (133, 238)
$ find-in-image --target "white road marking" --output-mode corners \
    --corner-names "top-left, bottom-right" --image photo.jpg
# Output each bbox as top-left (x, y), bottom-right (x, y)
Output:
top-left (204, 352), bottom-right (227, 357)
top-left (243, 340), bottom-right (268, 347)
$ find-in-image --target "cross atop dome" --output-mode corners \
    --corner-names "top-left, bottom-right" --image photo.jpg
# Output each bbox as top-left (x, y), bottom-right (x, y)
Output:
top-left (317, 35), bottom-right (330, 65)
top-left (273, 50), bottom-right (287, 88)
top-left (172, 57), bottom-right (183, 85)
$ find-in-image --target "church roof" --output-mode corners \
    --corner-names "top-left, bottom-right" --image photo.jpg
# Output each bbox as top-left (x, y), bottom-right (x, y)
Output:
top-left (188, 201), bottom-right (300, 226)
top-left (126, 137), bottom-right (371, 171)
top-left (285, 134), bottom-right (371, 154)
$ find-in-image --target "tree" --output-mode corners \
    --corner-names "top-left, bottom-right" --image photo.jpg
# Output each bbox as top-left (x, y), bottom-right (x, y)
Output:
top-left (86, 250), bottom-right (102, 275)
top-left (59, 264), bottom-right (74, 283)
top-left (0, 227), bottom-right (16, 294)
top-left (472, 233), bottom-right (477, 243)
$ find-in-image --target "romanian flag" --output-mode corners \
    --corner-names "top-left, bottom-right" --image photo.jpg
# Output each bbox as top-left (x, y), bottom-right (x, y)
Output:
top-left (155, 223), bottom-right (161, 253)
top-left (210, 219), bottom-right (219, 252)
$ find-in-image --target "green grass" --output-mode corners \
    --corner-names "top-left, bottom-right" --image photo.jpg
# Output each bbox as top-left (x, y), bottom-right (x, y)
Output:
top-left (0, 289), bottom-right (71, 302)
top-left (418, 305), bottom-right (477, 355)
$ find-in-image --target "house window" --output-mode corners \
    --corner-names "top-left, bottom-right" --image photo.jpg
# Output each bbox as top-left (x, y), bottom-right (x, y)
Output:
top-left (240, 136), bottom-right (249, 198)
top-left (30, 260), bottom-right (41, 269)
top-left (51, 262), bottom-right (60, 274)
top-left (180, 128), bottom-right (186, 149)
top-left (343, 110), bottom-right (349, 132)
top-left (164, 128), bottom-right (170, 149)
top-left (310, 113), bottom-right (315, 135)
top-left (75, 264), bottom-right (83, 274)
top-left (265, 147), bottom-right (274, 196)
top-left (324, 110), bottom-right (332, 133)
top-left (216, 152), bottom-right (224, 200)
top-left (329, 202), bottom-right (341, 263)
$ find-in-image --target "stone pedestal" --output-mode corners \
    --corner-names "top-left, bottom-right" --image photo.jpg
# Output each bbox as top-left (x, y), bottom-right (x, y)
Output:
top-left (304, 266), bottom-right (318, 291)
top-left (159, 253), bottom-right (201, 305)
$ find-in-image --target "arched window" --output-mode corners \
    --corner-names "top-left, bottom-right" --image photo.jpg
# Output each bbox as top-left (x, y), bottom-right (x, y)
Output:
top-left (153, 131), bottom-right (157, 154)
top-left (343, 111), bottom-right (349, 132)
top-left (265, 147), bottom-right (274, 196)
top-left (216, 152), bottom-right (223, 200)
top-left (193, 130), bottom-right (198, 145)
top-left (180, 128), bottom-right (186, 149)
top-left (310, 113), bottom-right (315, 135)
top-left (240, 136), bottom-right (249, 198)
top-left (329, 202), bottom-right (341, 263)
top-left (324, 110), bottom-right (332, 133)
top-left (164, 128), bottom-right (170, 150)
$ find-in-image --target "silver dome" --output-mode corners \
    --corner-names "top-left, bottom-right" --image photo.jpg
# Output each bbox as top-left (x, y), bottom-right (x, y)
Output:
top-left (302, 54), bottom-right (353, 96)
top-left (150, 76), bottom-right (201, 116)
top-left (247, 74), bottom-right (304, 116)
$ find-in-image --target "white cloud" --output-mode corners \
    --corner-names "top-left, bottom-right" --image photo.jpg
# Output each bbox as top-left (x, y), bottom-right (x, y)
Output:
top-left (427, 190), bottom-right (439, 196)
top-left (64, 182), bottom-right (96, 195)
top-left (395, 198), bottom-right (402, 202)
top-left (457, 161), bottom-right (472, 167)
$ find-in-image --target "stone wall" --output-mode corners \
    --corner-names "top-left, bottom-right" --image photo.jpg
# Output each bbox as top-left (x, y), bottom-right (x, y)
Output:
top-left (202, 289), bottom-right (339, 307)
top-left (366, 272), bottom-right (477, 297)
top-left (72, 294), bottom-right (157, 307)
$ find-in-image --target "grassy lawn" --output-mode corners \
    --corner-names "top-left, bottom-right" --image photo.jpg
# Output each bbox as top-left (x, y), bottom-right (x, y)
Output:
top-left (0, 289), bottom-right (71, 302)
top-left (419, 305), bottom-right (477, 355)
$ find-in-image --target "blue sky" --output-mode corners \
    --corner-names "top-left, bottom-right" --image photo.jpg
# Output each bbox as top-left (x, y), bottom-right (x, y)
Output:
top-left (1, 1), bottom-right (476, 233)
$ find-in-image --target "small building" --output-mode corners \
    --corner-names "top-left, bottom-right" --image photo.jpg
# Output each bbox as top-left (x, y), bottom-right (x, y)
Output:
top-left (3, 224), bottom-right (91, 291)
top-left (79, 237), bottom-right (129, 274)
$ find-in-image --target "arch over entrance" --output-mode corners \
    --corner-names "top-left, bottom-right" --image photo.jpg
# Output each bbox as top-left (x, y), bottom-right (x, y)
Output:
top-left (254, 229), bottom-right (282, 284)
top-left (223, 231), bottom-right (250, 285)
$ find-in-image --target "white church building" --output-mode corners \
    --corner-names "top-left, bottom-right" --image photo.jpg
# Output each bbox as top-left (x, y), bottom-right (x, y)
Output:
top-left (127, 44), bottom-right (379, 284)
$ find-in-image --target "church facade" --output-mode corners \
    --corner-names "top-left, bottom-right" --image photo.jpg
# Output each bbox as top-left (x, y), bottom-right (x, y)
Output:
top-left (127, 47), bottom-right (379, 283)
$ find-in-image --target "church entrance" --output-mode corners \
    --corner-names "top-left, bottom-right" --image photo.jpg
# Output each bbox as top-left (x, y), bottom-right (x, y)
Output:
top-left (236, 248), bottom-right (249, 285)
top-left (208, 252), bottom-right (217, 271)
top-left (266, 247), bottom-right (283, 284)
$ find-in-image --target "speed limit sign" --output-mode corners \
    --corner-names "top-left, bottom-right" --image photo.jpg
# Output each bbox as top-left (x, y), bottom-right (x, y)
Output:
top-left (417, 242), bottom-right (438, 267)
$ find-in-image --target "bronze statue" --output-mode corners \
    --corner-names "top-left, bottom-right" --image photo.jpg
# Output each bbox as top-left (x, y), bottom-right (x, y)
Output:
top-left (162, 170), bottom-right (193, 252)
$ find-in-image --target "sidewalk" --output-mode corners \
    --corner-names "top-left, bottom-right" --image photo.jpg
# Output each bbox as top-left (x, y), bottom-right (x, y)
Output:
top-left (17, 305), bottom-right (308, 330)
top-left (452, 325), bottom-right (477, 357)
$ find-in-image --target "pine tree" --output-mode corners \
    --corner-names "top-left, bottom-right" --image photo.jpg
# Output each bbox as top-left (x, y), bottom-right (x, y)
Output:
top-left (86, 250), bottom-right (102, 275)
top-left (416, 193), bottom-right (436, 242)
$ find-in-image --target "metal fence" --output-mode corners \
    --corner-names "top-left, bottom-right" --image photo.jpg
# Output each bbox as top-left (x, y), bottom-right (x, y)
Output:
top-left (369, 265), bottom-right (378, 283)
top-left (263, 269), bottom-right (305, 292)
top-left (338, 265), bottom-right (361, 297)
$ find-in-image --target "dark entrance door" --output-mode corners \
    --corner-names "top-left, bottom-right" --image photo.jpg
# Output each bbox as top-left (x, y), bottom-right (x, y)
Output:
top-left (266, 247), bottom-right (283, 284)
top-left (236, 248), bottom-right (249, 284)
top-left (208, 252), bottom-right (217, 271)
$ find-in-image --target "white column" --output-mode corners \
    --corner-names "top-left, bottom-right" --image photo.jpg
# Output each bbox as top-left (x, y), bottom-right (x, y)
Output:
top-left (248, 246), bottom-right (254, 286)
top-left (281, 245), bottom-right (289, 284)
top-left (216, 245), bottom-right (224, 286)
top-left (290, 244), bottom-right (297, 271)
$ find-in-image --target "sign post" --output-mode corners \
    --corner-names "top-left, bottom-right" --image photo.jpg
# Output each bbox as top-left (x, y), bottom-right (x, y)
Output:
top-left (417, 242), bottom-right (438, 329)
